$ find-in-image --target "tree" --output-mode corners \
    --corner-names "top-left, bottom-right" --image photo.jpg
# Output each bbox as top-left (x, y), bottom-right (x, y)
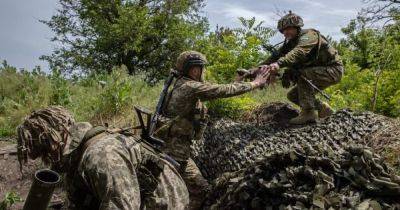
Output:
top-left (41, 0), bottom-right (208, 81)
top-left (195, 17), bottom-right (274, 83)
top-left (361, 0), bottom-right (400, 24)
top-left (339, 17), bottom-right (377, 69)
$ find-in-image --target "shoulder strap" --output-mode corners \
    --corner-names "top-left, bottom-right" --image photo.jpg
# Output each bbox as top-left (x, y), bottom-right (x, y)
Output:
top-left (161, 76), bottom-right (182, 116)
top-left (82, 126), bottom-right (107, 142)
top-left (302, 28), bottom-right (323, 62)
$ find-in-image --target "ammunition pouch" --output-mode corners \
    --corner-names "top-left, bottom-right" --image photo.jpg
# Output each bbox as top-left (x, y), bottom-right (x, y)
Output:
top-left (193, 102), bottom-right (208, 140)
top-left (193, 118), bottom-right (208, 140)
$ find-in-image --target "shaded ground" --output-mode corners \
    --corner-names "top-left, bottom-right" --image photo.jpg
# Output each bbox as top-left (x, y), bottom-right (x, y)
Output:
top-left (0, 141), bottom-right (64, 209)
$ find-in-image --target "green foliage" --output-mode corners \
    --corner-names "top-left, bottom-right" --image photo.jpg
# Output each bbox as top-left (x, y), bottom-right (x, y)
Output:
top-left (329, 18), bottom-right (400, 117)
top-left (195, 17), bottom-right (276, 117)
top-left (0, 62), bottom-right (53, 137)
top-left (196, 17), bottom-right (274, 83)
top-left (50, 68), bottom-right (71, 106)
top-left (0, 63), bottom-right (160, 137)
top-left (207, 96), bottom-right (257, 119)
top-left (98, 68), bottom-right (135, 115)
top-left (0, 192), bottom-right (22, 210)
top-left (96, 66), bottom-right (161, 117)
top-left (41, 0), bottom-right (208, 81)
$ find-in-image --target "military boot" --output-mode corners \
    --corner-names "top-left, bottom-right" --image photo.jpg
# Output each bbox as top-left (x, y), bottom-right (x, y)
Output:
top-left (289, 109), bottom-right (318, 125)
top-left (318, 102), bottom-right (334, 119)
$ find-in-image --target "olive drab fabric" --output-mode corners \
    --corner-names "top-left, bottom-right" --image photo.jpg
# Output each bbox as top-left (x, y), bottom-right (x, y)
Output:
top-left (277, 11), bottom-right (304, 33)
top-left (263, 29), bottom-right (342, 68)
top-left (178, 158), bottom-right (212, 210)
top-left (287, 65), bottom-right (343, 111)
top-left (261, 29), bottom-right (343, 111)
top-left (157, 76), bottom-right (256, 161)
top-left (155, 68), bottom-right (259, 209)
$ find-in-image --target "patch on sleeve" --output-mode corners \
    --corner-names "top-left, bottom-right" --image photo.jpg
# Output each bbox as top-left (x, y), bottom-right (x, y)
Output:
top-left (300, 36), bottom-right (310, 41)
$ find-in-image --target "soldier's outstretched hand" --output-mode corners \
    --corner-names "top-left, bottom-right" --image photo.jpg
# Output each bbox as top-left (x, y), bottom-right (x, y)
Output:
top-left (251, 68), bottom-right (270, 88)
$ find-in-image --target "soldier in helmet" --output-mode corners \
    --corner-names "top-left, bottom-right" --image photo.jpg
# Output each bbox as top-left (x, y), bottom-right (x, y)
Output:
top-left (17, 106), bottom-right (190, 209)
top-left (260, 11), bottom-right (344, 124)
top-left (155, 50), bottom-right (271, 209)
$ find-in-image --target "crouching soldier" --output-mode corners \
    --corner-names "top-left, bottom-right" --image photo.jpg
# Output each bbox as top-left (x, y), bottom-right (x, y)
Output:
top-left (260, 11), bottom-right (344, 124)
top-left (17, 106), bottom-right (189, 210)
top-left (155, 51), bottom-right (271, 209)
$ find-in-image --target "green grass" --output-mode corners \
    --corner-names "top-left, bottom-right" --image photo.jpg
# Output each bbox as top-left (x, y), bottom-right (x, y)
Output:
top-left (0, 63), bottom-right (300, 138)
top-left (0, 66), bottom-right (160, 137)
top-left (247, 85), bottom-right (289, 105)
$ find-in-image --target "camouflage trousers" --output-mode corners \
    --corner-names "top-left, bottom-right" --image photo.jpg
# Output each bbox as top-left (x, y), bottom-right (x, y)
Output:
top-left (178, 158), bottom-right (211, 210)
top-left (287, 65), bottom-right (343, 110)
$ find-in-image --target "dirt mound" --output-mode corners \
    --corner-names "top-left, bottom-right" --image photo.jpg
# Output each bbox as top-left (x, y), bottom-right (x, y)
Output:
top-left (193, 103), bottom-right (395, 181)
top-left (193, 103), bottom-right (400, 209)
top-left (206, 146), bottom-right (400, 209)
top-left (242, 102), bottom-right (299, 126)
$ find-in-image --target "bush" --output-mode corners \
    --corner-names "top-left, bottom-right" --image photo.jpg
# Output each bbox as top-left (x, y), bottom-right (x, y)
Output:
top-left (0, 62), bottom-right (53, 137)
top-left (326, 62), bottom-right (400, 117)
top-left (0, 63), bottom-right (161, 137)
top-left (207, 96), bottom-right (257, 119)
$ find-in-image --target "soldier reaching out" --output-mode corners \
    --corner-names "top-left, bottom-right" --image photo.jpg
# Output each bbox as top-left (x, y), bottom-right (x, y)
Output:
top-left (260, 11), bottom-right (344, 124)
top-left (155, 50), bottom-right (271, 209)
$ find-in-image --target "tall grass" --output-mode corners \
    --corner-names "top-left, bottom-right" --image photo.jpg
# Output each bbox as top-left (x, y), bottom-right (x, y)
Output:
top-left (0, 62), bottom-right (290, 137)
top-left (0, 64), bottom-right (160, 137)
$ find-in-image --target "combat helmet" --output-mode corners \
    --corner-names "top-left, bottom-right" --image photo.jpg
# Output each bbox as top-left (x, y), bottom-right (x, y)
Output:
top-left (17, 106), bottom-right (75, 166)
top-left (277, 11), bottom-right (304, 33)
top-left (175, 51), bottom-right (207, 76)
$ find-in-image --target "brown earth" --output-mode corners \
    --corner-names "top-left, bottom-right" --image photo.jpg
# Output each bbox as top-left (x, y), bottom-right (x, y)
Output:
top-left (0, 141), bottom-right (64, 210)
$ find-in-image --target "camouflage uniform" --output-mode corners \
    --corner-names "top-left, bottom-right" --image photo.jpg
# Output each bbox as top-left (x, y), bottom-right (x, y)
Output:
top-left (262, 28), bottom-right (343, 111)
top-left (63, 122), bottom-right (190, 210)
top-left (156, 76), bottom-right (257, 209)
top-left (17, 106), bottom-right (189, 209)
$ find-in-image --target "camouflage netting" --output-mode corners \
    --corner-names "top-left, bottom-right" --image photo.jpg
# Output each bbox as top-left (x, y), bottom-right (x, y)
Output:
top-left (206, 146), bottom-right (400, 209)
top-left (192, 103), bottom-right (400, 209)
top-left (193, 103), bottom-right (393, 181)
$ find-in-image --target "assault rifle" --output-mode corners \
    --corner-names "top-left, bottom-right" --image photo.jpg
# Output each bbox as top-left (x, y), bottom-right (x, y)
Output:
top-left (148, 69), bottom-right (178, 137)
top-left (134, 69), bottom-right (180, 168)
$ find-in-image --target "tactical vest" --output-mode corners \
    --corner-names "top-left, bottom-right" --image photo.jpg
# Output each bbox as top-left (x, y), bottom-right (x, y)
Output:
top-left (282, 29), bottom-right (342, 68)
top-left (158, 77), bottom-right (208, 141)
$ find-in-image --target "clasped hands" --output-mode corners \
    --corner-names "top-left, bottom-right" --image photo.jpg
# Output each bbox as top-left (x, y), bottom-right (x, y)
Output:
top-left (235, 62), bottom-right (280, 87)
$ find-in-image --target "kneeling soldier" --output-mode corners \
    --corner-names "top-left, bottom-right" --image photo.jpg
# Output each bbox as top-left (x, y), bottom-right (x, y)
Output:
top-left (260, 11), bottom-right (344, 124)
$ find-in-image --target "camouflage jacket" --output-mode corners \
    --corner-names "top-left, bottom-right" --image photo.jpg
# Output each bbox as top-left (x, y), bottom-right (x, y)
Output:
top-left (156, 76), bottom-right (256, 161)
top-left (63, 122), bottom-right (189, 210)
top-left (262, 29), bottom-right (343, 68)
